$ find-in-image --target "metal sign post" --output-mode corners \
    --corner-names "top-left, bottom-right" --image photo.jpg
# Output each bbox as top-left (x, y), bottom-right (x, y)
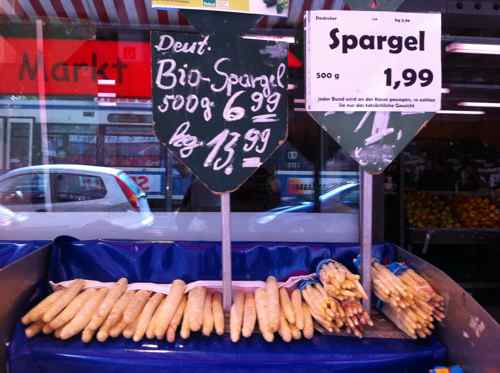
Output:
top-left (35, 19), bottom-right (53, 213)
top-left (221, 192), bottom-right (232, 310)
top-left (360, 171), bottom-right (373, 311)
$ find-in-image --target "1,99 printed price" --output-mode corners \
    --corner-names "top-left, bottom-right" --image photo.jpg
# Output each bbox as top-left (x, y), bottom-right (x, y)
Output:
top-left (306, 10), bottom-right (441, 112)
top-left (383, 68), bottom-right (434, 90)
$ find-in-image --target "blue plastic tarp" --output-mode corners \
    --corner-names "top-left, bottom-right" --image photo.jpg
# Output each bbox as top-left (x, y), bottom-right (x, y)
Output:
top-left (0, 240), bottom-right (48, 269)
top-left (8, 238), bottom-right (447, 373)
top-left (47, 236), bottom-right (396, 283)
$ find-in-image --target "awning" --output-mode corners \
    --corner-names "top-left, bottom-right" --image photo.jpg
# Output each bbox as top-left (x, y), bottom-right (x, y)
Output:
top-left (0, 0), bottom-right (345, 29)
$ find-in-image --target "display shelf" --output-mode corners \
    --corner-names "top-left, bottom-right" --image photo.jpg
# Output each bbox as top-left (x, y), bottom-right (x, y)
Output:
top-left (404, 189), bottom-right (499, 197)
top-left (407, 228), bottom-right (500, 254)
top-left (408, 227), bottom-right (500, 246)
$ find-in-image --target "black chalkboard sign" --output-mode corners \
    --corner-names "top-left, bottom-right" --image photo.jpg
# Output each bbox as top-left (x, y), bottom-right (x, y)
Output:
top-left (151, 31), bottom-right (288, 193)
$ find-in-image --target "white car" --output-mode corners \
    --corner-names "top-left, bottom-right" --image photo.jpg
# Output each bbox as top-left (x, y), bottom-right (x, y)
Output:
top-left (0, 165), bottom-right (150, 212)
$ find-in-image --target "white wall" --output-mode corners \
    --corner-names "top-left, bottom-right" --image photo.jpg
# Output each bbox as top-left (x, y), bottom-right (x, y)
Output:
top-left (0, 211), bottom-right (359, 242)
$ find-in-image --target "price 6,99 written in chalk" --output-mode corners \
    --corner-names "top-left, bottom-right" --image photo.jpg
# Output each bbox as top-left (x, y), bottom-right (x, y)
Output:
top-left (384, 68), bottom-right (434, 90)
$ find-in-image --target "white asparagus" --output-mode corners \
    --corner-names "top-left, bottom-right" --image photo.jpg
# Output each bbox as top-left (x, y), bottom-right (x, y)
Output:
top-left (54, 327), bottom-right (63, 339)
top-left (202, 293), bottom-right (214, 337)
top-left (43, 280), bottom-right (85, 323)
top-left (87, 279), bottom-right (129, 331)
top-left (123, 290), bottom-right (152, 324)
top-left (22, 290), bottom-right (64, 325)
top-left (97, 290), bottom-right (135, 342)
top-left (302, 303), bottom-right (314, 340)
top-left (242, 292), bottom-right (257, 338)
top-left (98, 278), bottom-right (128, 317)
top-left (166, 296), bottom-right (187, 343)
top-left (123, 317), bottom-right (140, 339)
top-left (109, 319), bottom-right (128, 338)
top-left (279, 288), bottom-right (295, 325)
top-left (255, 288), bottom-right (274, 342)
top-left (278, 313), bottom-right (292, 342)
top-left (291, 289), bottom-right (304, 330)
top-left (266, 277), bottom-right (280, 333)
top-left (290, 323), bottom-right (302, 340)
top-left (180, 309), bottom-right (191, 340)
top-left (60, 287), bottom-right (108, 340)
top-left (42, 324), bottom-right (54, 335)
top-left (212, 292), bottom-right (224, 336)
top-left (25, 321), bottom-right (44, 338)
top-left (147, 296), bottom-right (165, 339)
top-left (230, 291), bottom-right (245, 343)
top-left (133, 292), bottom-right (165, 342)
top-left (49, 288), bottom-right (96, 330)
top-left (154, 279), bottom-right (186, 339)
top-left (187, 286), bottom-right (207, 332)
top-left (81, 327), bottom-right (96, 343)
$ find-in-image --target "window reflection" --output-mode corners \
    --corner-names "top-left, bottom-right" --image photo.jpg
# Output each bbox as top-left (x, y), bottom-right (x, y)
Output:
top-left (0, 23), bottom-right (359, 216)
top-left (104, 126), bottom-right (160, 168)
top-left (49, 125), bottom-right (97, 165)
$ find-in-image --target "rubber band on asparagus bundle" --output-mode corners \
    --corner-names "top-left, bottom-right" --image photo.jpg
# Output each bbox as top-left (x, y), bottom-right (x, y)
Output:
top-left (316, 259), bottom-right (368, 301)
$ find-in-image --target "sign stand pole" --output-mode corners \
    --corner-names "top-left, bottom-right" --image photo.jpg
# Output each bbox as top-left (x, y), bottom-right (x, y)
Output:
top-left (360, 171), bottom-right (373, 311)
top-left (35, 20), bottom-right (52, 212)
top-left (221, 192), bottom-right (232, 311)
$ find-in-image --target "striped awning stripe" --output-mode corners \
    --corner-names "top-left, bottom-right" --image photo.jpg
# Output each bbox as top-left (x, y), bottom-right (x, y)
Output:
top-left (0, 0), bottom-right (345, 28)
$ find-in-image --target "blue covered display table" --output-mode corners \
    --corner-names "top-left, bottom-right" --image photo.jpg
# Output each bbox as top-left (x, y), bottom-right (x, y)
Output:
top-left (7, 237), bottom-right (447, 373)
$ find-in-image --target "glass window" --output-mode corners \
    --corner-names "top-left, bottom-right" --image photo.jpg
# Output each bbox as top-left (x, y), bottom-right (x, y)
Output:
top-left (0, 23), bottom-right (361, 242)
top-left (320, 183), bottom-right (360, 212)
top-left (52, 173), bottom-right (106, 203)
top-left (48, 124), bottom-right (97, 165)
top-left (8, 121), bottom-right (33, 169)
top-left (103, 126), bottom-right (160, 167)
top-left (0, 173), bottom-right (45, 205)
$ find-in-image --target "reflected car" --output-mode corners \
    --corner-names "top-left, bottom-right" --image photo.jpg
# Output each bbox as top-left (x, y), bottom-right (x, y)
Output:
top-left (0, 165), bottom-right (150, 212)
top-left (258, 182), bottom-right (359, 224)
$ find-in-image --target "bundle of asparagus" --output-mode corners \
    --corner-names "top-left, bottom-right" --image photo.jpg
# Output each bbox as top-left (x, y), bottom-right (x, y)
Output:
top-left (230, 276), bottom-right (314, 343)
top-left (317, 259), bottom-right (368, 302)
top-left (299, 280), bottom-right (373, 338)
top-left (371, 262), bottom-right (446, 339)
top-left (397, 268), bottom-right (445, 322)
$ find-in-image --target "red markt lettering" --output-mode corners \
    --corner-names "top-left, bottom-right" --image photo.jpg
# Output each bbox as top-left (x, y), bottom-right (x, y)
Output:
top-left (19, 52), bottom-right (128, 83)
top-left (0, 37), bottom-right (151, 98)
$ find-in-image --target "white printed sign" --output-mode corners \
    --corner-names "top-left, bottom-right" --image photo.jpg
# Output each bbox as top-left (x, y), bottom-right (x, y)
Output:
top-left (305, 10), bottom-right (442, 112)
